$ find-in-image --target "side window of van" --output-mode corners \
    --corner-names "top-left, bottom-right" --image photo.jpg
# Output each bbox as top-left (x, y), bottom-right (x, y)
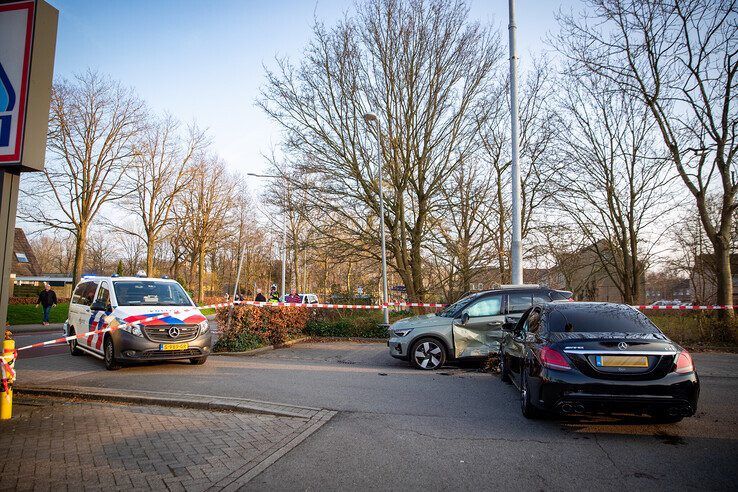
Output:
top-left (72, 281), bottom-right (97, 306)
top-left (95, 282), bottom-right (111, 309)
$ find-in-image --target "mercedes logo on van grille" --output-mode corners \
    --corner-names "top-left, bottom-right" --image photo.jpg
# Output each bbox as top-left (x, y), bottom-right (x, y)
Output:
top-left (618, 342), bottom-right (628, 350)
top-left (168, 327), bottom-right (180, 338)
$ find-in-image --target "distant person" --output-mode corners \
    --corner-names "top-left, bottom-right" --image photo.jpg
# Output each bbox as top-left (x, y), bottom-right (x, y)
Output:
top-left (268, 284), bottom-right (280, 303)
top-left (254, 289), bottom-right (266, 302)
top-left (285, 289), bottom-right (302, 304)
top-left (234, 291), bottom-right (244, 302)
top-left (36, 283), bottom-right (57, 326)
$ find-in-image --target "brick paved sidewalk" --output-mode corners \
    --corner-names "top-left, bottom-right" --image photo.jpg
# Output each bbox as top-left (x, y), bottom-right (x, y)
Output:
top-left (0, 396), bottom-right (334, 491)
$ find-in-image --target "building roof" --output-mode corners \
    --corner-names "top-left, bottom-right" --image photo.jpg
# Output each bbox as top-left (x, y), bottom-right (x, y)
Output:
top-left (12, 228), bottom-right (41, 277)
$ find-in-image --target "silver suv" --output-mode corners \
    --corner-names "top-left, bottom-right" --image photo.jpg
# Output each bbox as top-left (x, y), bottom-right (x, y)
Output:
top-left (387, 286), bottom-right (573, 370)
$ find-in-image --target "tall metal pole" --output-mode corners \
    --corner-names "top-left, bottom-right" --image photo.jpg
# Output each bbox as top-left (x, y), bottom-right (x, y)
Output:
top-left (375, 120), bottom-right (390, 326)
top-left (508, 0), bottom-right (523, 285)
top-left (281, 178), bottom-right (288, 298)
top-left (226, 245), bottom-right (246, 332)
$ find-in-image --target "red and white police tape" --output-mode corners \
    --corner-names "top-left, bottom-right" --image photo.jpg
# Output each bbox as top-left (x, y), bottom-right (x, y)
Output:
top-left (12, 299), bottom-right (736, 352)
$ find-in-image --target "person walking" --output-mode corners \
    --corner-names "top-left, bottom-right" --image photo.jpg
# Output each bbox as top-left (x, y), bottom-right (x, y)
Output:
top-left (254, 289), bottom-right (266, 302)
top-left (36, 283), bottom-right (58, 326)
top-left (285, 288), bottom-right (302, 304)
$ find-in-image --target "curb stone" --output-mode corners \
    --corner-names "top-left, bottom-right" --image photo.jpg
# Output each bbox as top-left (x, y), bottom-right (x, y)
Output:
top-left (14, 385), bottom-right (326, 418)
top-left (213, 336), bottom-right (310, 356)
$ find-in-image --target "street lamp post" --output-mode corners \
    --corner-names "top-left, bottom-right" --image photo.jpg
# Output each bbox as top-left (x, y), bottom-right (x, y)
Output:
top-left (508, 0), bottom-right (523, 285)
top-left (247, 172), bottom-right (288, 298)
top-left (363, 113), bottom-right (390, 327)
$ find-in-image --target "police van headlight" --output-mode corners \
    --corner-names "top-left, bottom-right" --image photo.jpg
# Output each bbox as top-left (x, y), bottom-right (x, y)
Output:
top-left (120, 324), bottom-right (143, 337)
top-left (198, 320), bottom-right (210, 335)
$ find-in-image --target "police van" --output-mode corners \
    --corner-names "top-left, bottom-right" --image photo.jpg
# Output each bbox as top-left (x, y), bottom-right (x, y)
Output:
top-left (64, 275), bottom-right (211, 370)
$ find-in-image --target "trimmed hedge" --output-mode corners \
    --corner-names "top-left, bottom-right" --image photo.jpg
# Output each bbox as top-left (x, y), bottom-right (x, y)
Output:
top-left (214, 305), bottom-right (310, 352)
top-left (9, 296), bottom-right (71, 305)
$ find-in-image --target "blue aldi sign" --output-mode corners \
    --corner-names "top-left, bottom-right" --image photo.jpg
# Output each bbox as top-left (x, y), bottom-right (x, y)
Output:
top-left (0, 60), bottom-right (16, 149)
top-left (0, 1), bottom-right (33, 164)
top-left (0, 0), bottom-right (57, 171)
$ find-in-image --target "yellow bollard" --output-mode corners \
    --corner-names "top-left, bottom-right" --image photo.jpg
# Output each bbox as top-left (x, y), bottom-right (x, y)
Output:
top-left (1, 331), bottom-right (15, 420)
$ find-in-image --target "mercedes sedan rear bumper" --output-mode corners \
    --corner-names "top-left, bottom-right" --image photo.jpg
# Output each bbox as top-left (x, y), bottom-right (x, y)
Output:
top-left (530, 369), bottom-right (699, 417)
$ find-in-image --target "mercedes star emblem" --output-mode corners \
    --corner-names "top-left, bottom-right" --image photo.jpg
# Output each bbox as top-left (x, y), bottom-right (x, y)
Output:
top-left (168, 327), bottom-right (180, 338)
top-left (618, 342), bottom-right (628, 351)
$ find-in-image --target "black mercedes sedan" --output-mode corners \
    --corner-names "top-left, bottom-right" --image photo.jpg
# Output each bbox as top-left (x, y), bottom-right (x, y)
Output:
top-left (498, 302), bottom-right (699, 422)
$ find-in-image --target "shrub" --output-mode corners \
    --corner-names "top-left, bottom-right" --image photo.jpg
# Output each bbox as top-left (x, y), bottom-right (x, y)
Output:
top-left (305, 312), bottom-right (390, 338)
top-left (214, 305), bottom-right (310, 352)
top-left (646, 311), bottom-right (738, 346)
top-left (9, 296), bottom-right (71, 305)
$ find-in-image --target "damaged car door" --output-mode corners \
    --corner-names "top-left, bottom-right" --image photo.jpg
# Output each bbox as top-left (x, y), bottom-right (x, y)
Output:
top-left (452, 294), bottom-right (505, 358)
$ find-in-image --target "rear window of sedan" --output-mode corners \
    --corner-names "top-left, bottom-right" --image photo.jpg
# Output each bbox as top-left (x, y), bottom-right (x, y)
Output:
top-left (546, 305), bottom-right (661, 333)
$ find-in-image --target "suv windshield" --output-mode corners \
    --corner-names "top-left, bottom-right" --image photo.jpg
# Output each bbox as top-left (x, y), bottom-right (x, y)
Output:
top-left (436, 294), bottom-right (479, 317)
top-left (113, 281), bottom-right (193, 307)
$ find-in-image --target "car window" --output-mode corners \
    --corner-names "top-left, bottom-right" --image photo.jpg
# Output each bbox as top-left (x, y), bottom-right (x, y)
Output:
top-left (528, 309), bottom-right (542, 333)
top-left (547, 306), bottom-right (662, 333)
top-left (507, 293), bottom-right (533, 314)
top-left (465, 296), bottom-right (502, 318)
top-left (72, 281), bottom-right (97, 306)
top-left (95, 282), bottom-right (111, 308)
top-left (437, 294), bottom-right (479, 318)
top-left (113, 281), bottom-right (193, 307)
top-left (550, 291), bottom-right (573, 301)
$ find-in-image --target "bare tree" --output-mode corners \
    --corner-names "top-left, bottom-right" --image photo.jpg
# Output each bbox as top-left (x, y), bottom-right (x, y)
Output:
top-left (556, 73), bottom-right (673, 303)
top-left (21, 71), bottom-right (145, 285)
top-left (259, 0), bottom-right (501, 300)
top-left (556, 0), bottom-right (738, 308)
top-left (178, 156), bottom-right (237, 302)
top-left (430, 160), bottom-right (495, 301)
top-left (123, 114), bottom-right (205, 275)
top-left (28, 231), bottom-right (75, 275)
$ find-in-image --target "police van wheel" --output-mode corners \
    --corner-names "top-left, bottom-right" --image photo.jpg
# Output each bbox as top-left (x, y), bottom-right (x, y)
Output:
top-left (190, 356), bottom-right (207, 365)
top-left (68, 327), bottom-right (83, 356)
top-left (104, 337), bottom-right (121, 371)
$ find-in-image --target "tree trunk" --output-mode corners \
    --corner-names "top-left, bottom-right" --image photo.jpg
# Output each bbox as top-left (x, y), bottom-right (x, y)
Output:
top-left (146, 232), bottom-right (156, 277)
top-left (713, 239), bottom-right (733, 311)
top-left (72, 223), bottom-right (88, 286)
top-left (197, 245), bottom-right (205, 304)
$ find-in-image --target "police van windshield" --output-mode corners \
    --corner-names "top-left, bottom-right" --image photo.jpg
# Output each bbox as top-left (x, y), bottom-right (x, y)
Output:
top-left (113, 281), bottom-right (194, 307)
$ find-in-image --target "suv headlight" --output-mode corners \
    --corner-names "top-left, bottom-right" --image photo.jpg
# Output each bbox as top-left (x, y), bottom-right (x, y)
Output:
top-left (392, 327), bottom-right (413, 337)
top-left (198, 320), bottom-right (210, 334)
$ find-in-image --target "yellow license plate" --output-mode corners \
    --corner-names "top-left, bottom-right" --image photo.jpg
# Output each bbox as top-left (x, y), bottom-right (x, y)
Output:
top-left (596, 355), bottom-right (648, 367)
top-left (160, 343), bottom-right (189, 351)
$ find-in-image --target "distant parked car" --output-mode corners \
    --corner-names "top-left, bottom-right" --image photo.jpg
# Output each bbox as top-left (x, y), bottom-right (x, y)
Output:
top-left (300, 293), bottom-right (319, 304)
top-left (387, 286), bottom-right (573, 370)
top-left (498, 302), bottom-right (699, 422)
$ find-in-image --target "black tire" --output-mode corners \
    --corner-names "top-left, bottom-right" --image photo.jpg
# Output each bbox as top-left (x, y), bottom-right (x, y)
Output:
top-left (104, 336), bottom-right (121, 371)
top-left (520, 372), bottom-right (542, 419)
top-left (68, 327), bottom-right (83, 356)
top-left (190, 356), bottom-right (208, 365)
top-left (410, 337), bottom-right (447, 370)
top-left (499, 352), bottom-right (512, 383)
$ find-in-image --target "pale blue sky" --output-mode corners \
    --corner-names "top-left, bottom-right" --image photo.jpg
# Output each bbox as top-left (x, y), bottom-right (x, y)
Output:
top-left (46, 0), bottom-right (579, 175)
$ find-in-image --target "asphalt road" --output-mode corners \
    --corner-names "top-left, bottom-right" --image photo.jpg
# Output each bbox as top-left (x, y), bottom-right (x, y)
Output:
top-left (14, 338), bottom-right (738, 491)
